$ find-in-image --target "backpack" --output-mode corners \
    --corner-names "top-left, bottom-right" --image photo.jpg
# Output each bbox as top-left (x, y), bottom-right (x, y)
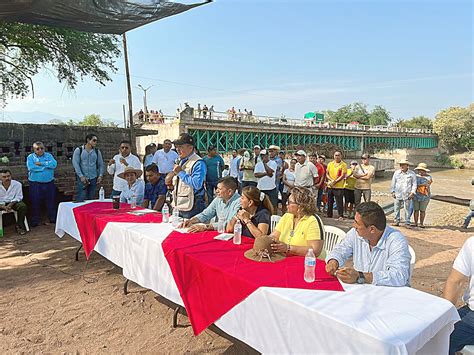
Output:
top-left (79, 145), bottom-right (101, 171)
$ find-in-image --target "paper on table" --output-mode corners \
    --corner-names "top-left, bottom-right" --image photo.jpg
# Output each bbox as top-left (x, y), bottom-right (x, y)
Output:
top-left (127, 209), bottom-right (158, 216)
top-left (214, 233), bottom-right (234, 241)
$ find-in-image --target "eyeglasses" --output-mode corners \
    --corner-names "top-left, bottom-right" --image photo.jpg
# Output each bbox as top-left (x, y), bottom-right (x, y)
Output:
top-left (34, 147), bottom-right (44, 151)
top-left (91, 139), bottom-right (97, 142)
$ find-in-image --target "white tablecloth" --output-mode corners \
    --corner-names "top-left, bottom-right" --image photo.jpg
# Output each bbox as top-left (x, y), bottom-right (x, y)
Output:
top-left (56, 201), bottom-right (460, 354)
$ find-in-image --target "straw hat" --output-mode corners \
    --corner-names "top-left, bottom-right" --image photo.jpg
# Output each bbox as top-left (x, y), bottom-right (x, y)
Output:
top-left (118, 166), bottom-right (143, 179)
top-left (268, 145), bottom-right (280, 151)
top-left (414, 163), bottom-right (430, 172)
top-left (398, 159), bottom-right (412, 166)
top-left (244, 236), bottom-right (286, 263)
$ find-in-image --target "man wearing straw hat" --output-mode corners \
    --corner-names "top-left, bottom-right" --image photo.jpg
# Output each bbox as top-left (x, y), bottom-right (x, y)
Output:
top-left (413, 163), bottom-right (433, 228)
top-left (390, 159), bottom-right (417, 227)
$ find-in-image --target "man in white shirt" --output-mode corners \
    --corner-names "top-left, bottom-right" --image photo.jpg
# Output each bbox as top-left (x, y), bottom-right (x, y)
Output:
top-left (152, 139), bottom-right (179, 174)
top-left (390, 159), bottom-right (417, 227)
top-left (254, 149), bottom-right (278, 210)
top-left (294, 150), bottom-right (318, 189)
top-left (443, 237), bottom-right (474, 354)
top-left (0, 169), bottom-right (28, 235)
top-left (107, 140), bottom-right (142, 197)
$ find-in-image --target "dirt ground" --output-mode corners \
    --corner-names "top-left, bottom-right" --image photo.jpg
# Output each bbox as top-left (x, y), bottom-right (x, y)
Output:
top-left (1, 215), bottom-right (472, 354)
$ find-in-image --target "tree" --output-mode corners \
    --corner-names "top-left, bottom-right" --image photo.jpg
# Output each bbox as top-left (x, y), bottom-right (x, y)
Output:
top-left (368, 105), bottom-right (391, 126)
top-left (325, 102), bottom-right (370, 124)
top-left (78, 114), bottom-right (118, 127)
top-left (433, 105), bottom-right (472, 153)
top-left (0, 22), bottom-right (120, 102)
top-left (399, 116), bottom-right (433, 130)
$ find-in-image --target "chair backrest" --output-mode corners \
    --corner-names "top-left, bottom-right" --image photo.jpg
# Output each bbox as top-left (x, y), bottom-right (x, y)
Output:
top-left (408, 245), bottom-right (416, 281)
top-left (323, 226), bottom-right (346, 254)
top-left (270, 215), bottom-right (281, 233)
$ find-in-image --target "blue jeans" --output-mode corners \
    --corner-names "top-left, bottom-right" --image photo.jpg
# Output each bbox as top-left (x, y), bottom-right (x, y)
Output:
top-left (317, 187), bottom-right (324, 210)
top-left (206, 181), bottom-right (218, 204)
top-left (449, 305), bottom-right (474, 355)
top-left (76, 177), bottom-right (97, 202)
top-left (179, 195), bottom-right (206, 219)
top-left (463, 210), bottom-right (474, 228)
top-left (29, 180), bottom-right (57, 226)
top-left (394, 199), bottom-right (413, 225)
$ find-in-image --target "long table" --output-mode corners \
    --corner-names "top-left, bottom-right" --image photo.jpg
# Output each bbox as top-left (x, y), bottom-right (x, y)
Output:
top-left (55, 201), bottom-right (460, 354)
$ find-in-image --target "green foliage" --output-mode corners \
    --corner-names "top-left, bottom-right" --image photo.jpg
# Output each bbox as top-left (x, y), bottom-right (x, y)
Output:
top-left (79, 114), bottom-right (118, 127)
top-left (399, 116), bottom-right (433, 130)
top-left (0, 22), bottom-right (120, 102)
top-left (323, 102), bottom-right (390, 126)
top-left (433, 105), bottom-right (472, 153)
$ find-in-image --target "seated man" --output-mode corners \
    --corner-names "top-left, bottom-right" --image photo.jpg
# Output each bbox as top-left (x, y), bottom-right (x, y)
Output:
top-left (142, 164), bottom-right (167, 211)
top-left (326, 201), bottom-right (411, 286)
top-left (182, 176), bottom-right (241, 232)
top-left (118, 167), bottom-right (145, 206)
top-left (0, 169), bottom-right (28, 235)
top-left (443, 237), bottom-right (474, 355)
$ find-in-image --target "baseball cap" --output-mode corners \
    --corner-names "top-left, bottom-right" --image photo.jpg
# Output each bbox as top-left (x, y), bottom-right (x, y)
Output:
top-left (260, 149), bottom-right (268, 155)
top-left (173, 133), bottom-right (195, 146)
top-left (361, 153), bottom-right (370, 159)
top-left (253, 145), bottom-right (261, 149)
top-left (295, 150), bottom-right (307, 156)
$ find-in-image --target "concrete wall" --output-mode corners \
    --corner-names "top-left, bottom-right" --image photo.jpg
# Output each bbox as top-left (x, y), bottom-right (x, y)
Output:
top-left (136, 121), bottom-right (180, 156)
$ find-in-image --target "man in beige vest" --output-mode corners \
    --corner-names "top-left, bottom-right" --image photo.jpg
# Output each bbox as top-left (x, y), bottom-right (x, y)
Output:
top-left (166, 133), bottom-right (207, 219)
top-left (353, 153), bottom-right (375, 206)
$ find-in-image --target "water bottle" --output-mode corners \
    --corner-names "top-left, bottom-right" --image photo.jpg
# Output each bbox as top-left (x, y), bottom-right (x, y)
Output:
top-left (304, 248), bottom-right (316, 283)
top-left (172, 207), bottom-right (180, 228)
top-left (99, 187), bottom-right (105, 201)
top-left (233, 220), bottom-right (242, 245)
top-left (162, 204), bottom-right (169, 223)
top-left (130, 194), bottom-right (137, 209)
top-left (217, 213), bottom-right (225, 233)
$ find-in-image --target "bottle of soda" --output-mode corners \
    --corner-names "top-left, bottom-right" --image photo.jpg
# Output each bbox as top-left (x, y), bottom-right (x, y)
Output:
top-left (304, 248), bottom-right (316, 283)
top-left (99, 186), bottom-right (105, 201)
top-left (233, 220), bottom-right (242, 245)
top-left (162, 204), bottom-right (169, 223)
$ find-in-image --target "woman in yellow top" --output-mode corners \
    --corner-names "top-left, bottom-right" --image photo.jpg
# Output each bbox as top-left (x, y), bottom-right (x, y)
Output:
top-left (269, 186), bottom-right (325, 259)
top-left (344, 161), bottom-right (358, 219)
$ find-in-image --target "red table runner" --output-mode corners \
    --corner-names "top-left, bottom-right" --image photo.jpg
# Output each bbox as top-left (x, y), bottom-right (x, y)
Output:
top-left (73, 202), bottom-right (162, 258)
top-left (162, 230), bottom-right (344, 335)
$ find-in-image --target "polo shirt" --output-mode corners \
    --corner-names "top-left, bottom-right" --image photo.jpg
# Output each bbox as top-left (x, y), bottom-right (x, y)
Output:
top-left (254, 160), bottom-right (278, 191)
top-left (294, 161), bottom-right (318, 187)
top-left (326, 161), bottom-right (347, 189)
top-left (144, 176), bottom-right (167, 207)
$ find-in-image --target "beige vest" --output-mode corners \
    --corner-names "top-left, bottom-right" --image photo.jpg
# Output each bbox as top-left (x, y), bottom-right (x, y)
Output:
top-left (172, 153), bottom-right (202, 212)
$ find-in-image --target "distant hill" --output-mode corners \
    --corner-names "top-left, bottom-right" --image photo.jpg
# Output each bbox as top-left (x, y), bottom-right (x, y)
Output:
top-left (0, 111), bottom-right (122, 126)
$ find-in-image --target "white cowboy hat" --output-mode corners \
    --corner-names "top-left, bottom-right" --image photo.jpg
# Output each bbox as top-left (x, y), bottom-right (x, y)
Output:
top-left (118, 166), bottom-right (143, 180)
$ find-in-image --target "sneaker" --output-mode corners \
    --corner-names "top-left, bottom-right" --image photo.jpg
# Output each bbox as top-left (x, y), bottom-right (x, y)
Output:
top-left (15, 226), bottom-right (27, 235)
top-left (391, 222), bottom-right (400, 227)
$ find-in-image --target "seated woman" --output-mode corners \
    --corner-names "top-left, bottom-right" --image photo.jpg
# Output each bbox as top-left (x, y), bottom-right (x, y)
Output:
top-left (227, 186), bottom-right (273, 238)
top-left (118, 166), bottom-right (145, 206)
top-left (270, 186), bottom-right (325, 258)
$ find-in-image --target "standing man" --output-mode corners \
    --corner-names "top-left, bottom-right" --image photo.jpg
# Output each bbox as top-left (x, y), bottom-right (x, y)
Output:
top-left (26, 141), bottom-right (57, 226)
top-left (254, 149), bottom-right (278, 209)
top-left (253, 145), bottom-right (262, 164)
top-left (72, 133), bottom-right (104, 202)
top-left (294, 150), bottom-right (318, 193)
top-left (153, 139), bottom-right (179, 175)
top-left (316, 155), bottom-right (327, 212)
top-left (229, 149), bottom-right (242, 182)
top-left (166, 133), bottom-right (207, 219)
top-left (390, 159), bottom-right (417, 227)
top-left (443, 236), bottom-right (474, 354)
top-left (203, 145), bottom-right (225, 203)
top-left (107, 140), bottom-right (141, 197)
top-left (142, 163), bottom-right (167, 211)
top-left (326, 150), bottom-right (347, 220)
top-left (240, 150), bottom-right (257, 188)
top-left (0, 169), bottom-right (28, 235)
top-left (269, 145), bottom-right (283, 196)
top-left (354, 153), bottom-right (375, 206)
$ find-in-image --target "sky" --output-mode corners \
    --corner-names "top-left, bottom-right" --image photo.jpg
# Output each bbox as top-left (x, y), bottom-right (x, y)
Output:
top-left (2, 0), bottom-right (473, 125)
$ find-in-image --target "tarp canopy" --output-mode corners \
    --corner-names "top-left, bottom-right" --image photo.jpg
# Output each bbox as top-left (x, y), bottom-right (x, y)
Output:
top-left (0, 0), bottom-right (211, 34)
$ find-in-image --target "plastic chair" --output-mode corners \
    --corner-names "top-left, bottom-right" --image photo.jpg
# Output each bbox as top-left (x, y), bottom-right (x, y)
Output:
top-left (0, 210), bottom-right (30, 233)
top-left (323, 226), bottom-right (346, 254)
top-left (408, 245), bottom-right (416, 281)
top-left (460, 345), bottom-right (474, 355)
top-left (270, 215), bottom-right (281, 232)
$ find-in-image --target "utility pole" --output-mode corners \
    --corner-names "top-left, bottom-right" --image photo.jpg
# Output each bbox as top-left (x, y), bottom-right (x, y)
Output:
top-left (122, 33), bottom-right (135, 151)
top-left (137, 84), bottom-right (153, 114)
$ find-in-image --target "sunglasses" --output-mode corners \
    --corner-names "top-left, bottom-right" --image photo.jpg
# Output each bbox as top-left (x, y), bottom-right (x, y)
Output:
top-left (35, 147), bottom-right (44, 151)
top-left (91, 139), bottom-right (98, 142)
top-left (120, 146), bottom-right (130, 150)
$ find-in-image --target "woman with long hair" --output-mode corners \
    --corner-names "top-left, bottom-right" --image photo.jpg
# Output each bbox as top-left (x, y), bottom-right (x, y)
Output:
top-left (281, 158), bottom-right (296, 214)
top-left (227, 186), bottom-right (273, 238)
top-left (270, 186), bottom-right (325, 258)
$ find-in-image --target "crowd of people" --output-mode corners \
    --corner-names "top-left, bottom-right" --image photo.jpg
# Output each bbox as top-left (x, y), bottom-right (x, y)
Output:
top-left (0, 132), bottom-right (472, 352)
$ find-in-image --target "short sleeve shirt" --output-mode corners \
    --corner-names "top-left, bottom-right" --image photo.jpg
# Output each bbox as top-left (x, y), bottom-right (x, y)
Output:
top-left (241, 208), bottom-right (271, 239)
top-left (344, 168), bottom-right (357, 190)
top-left (144, 176), bottom-right (167, 207)
top-left (415, 175), bottom-right (432, 201)
top-left (453, 237), bottom-right (474, 310)
top-left (326, 161), bottom-right (348, 189)
top-left (254, 160), bottom-right (278, 190)
top-left (294, 161), bottom-right (318, 188)
top-left (354, 164), bottom-right (375, 190)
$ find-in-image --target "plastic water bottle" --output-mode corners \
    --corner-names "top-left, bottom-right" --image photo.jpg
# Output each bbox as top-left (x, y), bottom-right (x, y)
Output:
top-left (233, 220), bottom-right (242, 245)
top-left (217, 213), bottom-right (225, 233)
top-left (99, 187), bottom-right (105, 201)
top-left (130, 194), bottom-right (137, 209)
top-left (304, 248), bottom-right (316, 283)
top-left (162, 204), bottom-right (169, 223)
top-left (172, 208), bottom-right (180, 228)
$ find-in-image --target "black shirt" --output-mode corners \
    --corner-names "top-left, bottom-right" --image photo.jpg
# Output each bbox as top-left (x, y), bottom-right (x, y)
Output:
top-left (242, 208), bottom-right (271, 238)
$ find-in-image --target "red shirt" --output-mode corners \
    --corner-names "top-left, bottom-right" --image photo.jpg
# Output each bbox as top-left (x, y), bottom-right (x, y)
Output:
top-left (316, 163), bottom-right (326, 186)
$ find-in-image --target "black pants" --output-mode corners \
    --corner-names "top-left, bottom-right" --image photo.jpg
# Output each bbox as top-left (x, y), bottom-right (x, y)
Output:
top-left (327, 188), bottom-right (344, 218)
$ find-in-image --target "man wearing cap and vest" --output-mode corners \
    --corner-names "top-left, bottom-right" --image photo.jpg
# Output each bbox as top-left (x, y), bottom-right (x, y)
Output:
top-left (390, 159), bottom-right (417, 227)
top-left (166, 133), bottom-right (207, 219)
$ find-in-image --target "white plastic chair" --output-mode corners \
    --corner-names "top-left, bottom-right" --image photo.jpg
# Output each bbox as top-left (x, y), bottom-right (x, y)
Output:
top-left (408, 245), bottom-right (416, 281)
top-left (270, 215), bottom-right (281, 233)
top-left (460, 345), bottom-right (474, 355)
top-left (323, 226), bottom-right (346, 254)
top-left (0, 210), bottom-right (30, 233)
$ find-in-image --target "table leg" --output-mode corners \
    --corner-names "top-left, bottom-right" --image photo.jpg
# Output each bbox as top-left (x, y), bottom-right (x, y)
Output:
top-left (75, 245), bottom-right (83, 261)
top-left (173, 306), bottom-right (183, 328)
top-left (123, 279), bottom-right (129, 295)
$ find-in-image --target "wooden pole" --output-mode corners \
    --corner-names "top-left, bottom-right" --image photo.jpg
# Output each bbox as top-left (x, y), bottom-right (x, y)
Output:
top-left (122, 33), bottom-right (136, 152)
top-left (122, 104), bottom-right (127, 128)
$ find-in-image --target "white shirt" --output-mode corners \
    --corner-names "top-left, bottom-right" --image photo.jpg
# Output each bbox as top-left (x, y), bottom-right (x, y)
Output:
top-left (0, 180), bottom-right (23, 203)
top-left (283, 169), bottom-right (295, 193)
top-left (254, 160), bottom-right (277, 191)
top-left (453, 236), bottom-right (474, 310)
top-left (391, 169), bottom-right (417, 200)
top-left (294, 161), bottom-right (318, 187)
top-left (152, 149), bottom-right (179, 174)
top-left (229, 156), bottom-right (241, 179)
top-left (119, 180), bottom-right (145, 206)
top-left (107, 153), bottom-right (142, 192)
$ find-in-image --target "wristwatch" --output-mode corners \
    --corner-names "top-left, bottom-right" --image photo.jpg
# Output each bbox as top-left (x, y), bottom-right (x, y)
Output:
top-left (356, 271), bottom-right (365, 284)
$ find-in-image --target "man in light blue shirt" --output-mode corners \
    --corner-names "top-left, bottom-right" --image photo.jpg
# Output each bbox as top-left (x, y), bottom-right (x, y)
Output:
top-left (72, 133), bottom-right (104, 201)
top-left (326, 201), bottom-right (411, 287)
top-left (183, 176), bottom-right (241, 232)
top-left (26, 141), bottom-right (58, 226)
top-left (391, 159), bottom-right (417, 226)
